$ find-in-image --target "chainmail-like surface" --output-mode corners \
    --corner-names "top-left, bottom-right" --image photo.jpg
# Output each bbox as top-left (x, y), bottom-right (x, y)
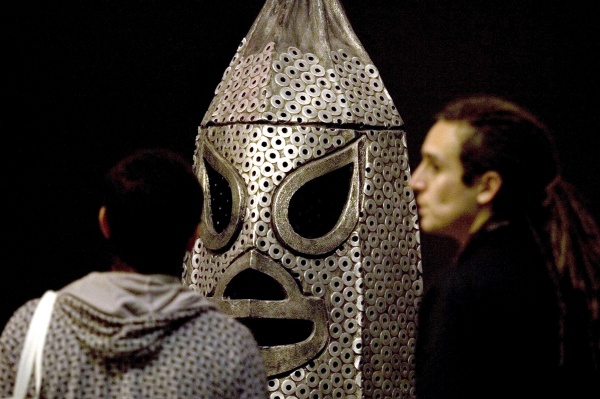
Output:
top-left (202, 40), bottom-right (402, 128)
top-left (184, 1), bottom-right (423, 398)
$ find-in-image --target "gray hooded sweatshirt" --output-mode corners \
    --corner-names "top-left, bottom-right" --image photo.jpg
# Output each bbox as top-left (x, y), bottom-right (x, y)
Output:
top-left (0, 272), bottom-right (266, 399)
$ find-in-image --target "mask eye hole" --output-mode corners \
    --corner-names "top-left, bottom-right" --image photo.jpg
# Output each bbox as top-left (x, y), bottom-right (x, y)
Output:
top-left (288, 163), bottom-right (354, 238)
top-left (204, 160), bottom-right (232, 234)
top-left (197, 141), bottom-right (246, 251)
top-left (273, 138), bottom-right (364, 255)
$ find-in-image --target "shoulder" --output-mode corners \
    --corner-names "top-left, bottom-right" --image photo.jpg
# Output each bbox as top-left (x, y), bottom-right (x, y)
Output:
top-left (178, 308), bottom-right (258, 349)
top-left (0, 297), bottom-right (42, 382)
top-left (168, 308), bottom-right (265, 383)
top-left (424, 222), bottom-right (551, 307)
top-left (459, 221), bottom-right (546, 280)
top-left (465, 221), bottom-right (537, 256)
top-left (192, 308), bottom-right (251, 331)
top-left (443, 222), bottom-right (557, 318)
top-left (1, 298), bottom-right (41, 338)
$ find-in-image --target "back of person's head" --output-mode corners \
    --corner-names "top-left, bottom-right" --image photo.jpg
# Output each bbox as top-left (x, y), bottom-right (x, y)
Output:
top-left (102, 148), bottom-right (203, 276)
top-left (435, 94), bottom-right (558, 219)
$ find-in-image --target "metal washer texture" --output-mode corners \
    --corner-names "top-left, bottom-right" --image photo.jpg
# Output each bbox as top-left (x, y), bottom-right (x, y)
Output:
top-left (184, 0), bottom-right (423, 397)
top-left (203, 41), bottom-right (403, 128)
top-left (184, 122), bottom-right (422, 399)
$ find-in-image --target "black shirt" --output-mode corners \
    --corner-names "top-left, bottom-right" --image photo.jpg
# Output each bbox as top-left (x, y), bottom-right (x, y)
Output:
top-left (415, 221), bottom-right (562, 398)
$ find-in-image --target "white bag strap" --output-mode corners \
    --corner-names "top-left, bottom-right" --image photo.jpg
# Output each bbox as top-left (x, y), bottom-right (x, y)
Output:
top-left (9, 290), bottom-right (57, 399)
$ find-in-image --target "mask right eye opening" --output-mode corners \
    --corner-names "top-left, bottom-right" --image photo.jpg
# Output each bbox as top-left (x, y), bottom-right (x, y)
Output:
top-left (272, 137), bottom-right (364, 255)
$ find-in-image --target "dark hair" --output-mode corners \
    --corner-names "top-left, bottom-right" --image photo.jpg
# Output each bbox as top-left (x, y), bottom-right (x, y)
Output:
top-left (437, 94), bottom-right (600, 367)
top-left (436, 95), bottom-right (557, 217)
top-left (102, 148), bottom-right (203, 276)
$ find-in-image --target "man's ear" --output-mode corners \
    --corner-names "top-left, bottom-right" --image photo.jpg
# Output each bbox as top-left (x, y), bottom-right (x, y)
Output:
top-left (98, 206), bottom-right (111, 239)
top-left (186, 223), bottom-right (201, 252)
top-left (476, 171), bottom-right (502, 206)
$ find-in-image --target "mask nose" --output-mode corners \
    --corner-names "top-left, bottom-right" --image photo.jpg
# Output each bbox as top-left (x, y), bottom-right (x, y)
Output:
top-left (212, 249), bottom-right (328, 377)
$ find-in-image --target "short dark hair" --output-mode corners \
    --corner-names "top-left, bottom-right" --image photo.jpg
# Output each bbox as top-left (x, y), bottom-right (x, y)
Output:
top-left (102, 148), bottom-right (203, 275)
top-left (435, 94), bottom-right (558, 218)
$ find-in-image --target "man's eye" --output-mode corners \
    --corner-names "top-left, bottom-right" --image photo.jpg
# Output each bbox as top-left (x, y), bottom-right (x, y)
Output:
top-left (423, 160), bottom-right (439, 173)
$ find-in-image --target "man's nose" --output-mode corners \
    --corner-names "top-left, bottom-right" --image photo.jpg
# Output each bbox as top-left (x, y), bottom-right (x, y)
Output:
top-left (408, 166), bottom-right (423, 191)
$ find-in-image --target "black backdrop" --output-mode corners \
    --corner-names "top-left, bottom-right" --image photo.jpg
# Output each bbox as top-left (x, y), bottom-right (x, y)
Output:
top-left (4, 0), bottom-right (599, 328)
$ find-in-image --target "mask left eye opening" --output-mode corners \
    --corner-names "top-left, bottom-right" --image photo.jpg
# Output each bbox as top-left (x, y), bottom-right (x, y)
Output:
top-left (204, 160), bottom-right (233, 234)
top-left (198, 141), bottom-right (246, 252)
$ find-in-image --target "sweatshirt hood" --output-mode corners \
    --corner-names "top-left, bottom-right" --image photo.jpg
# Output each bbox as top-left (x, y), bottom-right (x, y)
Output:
top-left (57, 272), bottom-right (216, 359)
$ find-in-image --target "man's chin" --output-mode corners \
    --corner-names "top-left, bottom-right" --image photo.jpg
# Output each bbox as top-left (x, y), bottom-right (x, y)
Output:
top-left (416, 218), bottom-right (432, 233)
top-left (418, 221), bottom-right (449, 237)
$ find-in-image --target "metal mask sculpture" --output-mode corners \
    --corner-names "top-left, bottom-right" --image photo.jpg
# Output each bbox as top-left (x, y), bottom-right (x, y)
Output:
top-left (183, 1), bottom-right (423, 398)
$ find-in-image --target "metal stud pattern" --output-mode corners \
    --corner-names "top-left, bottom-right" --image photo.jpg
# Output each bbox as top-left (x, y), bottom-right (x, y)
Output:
top-left (184, 0), bottom-right (422, 397)
top-left (202, 40), bottom-right (402, 128)
top-left (183, 124), bottom-right (422, 398)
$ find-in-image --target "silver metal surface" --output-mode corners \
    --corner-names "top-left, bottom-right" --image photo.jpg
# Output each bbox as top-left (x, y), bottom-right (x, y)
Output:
top-left (183, 0), bottom-right (422, 398)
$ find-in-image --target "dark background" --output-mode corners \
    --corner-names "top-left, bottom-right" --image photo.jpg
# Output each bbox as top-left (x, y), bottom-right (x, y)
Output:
top-left (3, 0), bottom-right (599, 328)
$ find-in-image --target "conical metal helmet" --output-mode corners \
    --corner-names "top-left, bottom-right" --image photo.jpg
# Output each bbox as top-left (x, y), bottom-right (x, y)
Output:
top-left (184, 1), bottom-right (422, 398)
